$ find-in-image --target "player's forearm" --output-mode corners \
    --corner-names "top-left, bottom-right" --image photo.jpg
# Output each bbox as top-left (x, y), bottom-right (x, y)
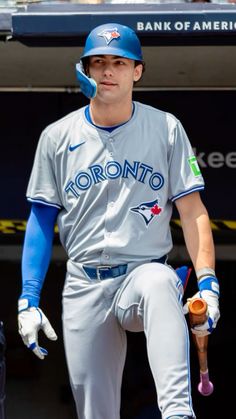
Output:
top-left (20, 204), bottom-right (59, 307)
top-left (175, 192), bottom-right (215, 272)
top-left (181, 211), bottom-right (215, 272)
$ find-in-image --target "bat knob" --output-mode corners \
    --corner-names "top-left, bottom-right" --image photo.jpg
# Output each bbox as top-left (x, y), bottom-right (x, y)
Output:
top-left (198, 371), bottom-right (214, 396)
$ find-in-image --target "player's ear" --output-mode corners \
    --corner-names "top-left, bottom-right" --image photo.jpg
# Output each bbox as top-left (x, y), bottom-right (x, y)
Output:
top-left (133, 63), bottom-right (143, 83)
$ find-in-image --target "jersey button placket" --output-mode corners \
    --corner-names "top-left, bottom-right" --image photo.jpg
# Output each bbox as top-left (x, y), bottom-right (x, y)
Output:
top-left (100, 251), bottom-right (110, 266)
top-left (102, 137), bottom-right (116, 265)
top-left (107, 136), bottom-right (115, 158)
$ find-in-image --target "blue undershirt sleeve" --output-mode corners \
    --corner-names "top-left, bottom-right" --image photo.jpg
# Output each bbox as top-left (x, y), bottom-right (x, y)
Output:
top-left (20, 203), bottom-right (60, 307)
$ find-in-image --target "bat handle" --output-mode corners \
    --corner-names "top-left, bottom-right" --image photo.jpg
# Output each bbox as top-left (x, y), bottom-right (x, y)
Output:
top-left (188, 298), bottom-right (214, 396)
top-left (198, 370), bottom-right (214, 396)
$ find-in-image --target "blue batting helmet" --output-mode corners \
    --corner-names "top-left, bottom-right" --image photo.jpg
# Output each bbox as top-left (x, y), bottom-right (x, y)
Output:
top-left (80, 23), bottom-right (143, 62)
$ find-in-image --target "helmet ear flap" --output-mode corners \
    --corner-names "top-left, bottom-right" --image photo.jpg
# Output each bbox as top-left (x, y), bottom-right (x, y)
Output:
top-left (75, 61), bottom-right (97, 99)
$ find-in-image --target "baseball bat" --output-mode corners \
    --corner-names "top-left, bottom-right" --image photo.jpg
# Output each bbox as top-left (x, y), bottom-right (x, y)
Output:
top-left (188, 298), bottom-right (214, 396)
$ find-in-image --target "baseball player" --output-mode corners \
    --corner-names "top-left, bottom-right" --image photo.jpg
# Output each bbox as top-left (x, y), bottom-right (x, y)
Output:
top-left (18, 23), bottom-right (220, 419)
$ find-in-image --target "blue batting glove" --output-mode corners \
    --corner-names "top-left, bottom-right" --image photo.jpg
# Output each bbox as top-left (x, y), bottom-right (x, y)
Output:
top-left (190, 274), bottom-right (220, 336)
top-left (18, 303), bottom-right (57, 360)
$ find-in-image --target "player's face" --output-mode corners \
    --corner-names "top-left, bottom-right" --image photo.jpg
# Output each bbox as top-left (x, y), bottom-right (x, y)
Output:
top-left (88, 55), bottom-right (143, 104)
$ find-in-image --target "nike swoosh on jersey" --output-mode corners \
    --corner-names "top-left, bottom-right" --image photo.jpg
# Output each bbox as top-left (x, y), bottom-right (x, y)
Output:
top-left (69, 142), bottom-right (86, 152)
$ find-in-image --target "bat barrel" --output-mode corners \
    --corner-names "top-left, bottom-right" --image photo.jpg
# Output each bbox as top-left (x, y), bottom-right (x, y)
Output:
top-left (188, 298), bottom-right (207, 326)
top-left (188, 298), bottom-right (207, 315)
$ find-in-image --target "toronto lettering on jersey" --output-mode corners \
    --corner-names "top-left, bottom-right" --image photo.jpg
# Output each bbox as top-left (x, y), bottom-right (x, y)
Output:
top-left (65, 159), bottom-right (164, 198)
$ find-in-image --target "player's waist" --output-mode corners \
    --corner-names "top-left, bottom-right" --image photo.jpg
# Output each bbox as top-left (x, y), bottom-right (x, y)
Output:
top-left (67, 256), bottom-right (167, 281)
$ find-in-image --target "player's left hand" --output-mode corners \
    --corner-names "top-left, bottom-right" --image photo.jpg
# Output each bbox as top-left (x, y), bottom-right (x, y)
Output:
top-left (184, 275), bottom-right (220, 336)
top-left (18, 307), bottom-right (57, 360)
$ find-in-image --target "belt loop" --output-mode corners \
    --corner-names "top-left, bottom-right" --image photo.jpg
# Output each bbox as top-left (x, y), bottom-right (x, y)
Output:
top-left (96, 267), bottom-right (101, 281)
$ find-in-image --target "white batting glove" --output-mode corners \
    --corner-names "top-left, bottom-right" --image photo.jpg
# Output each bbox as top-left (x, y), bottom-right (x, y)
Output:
top-left (184, 274), bottom-right (220, 336)
top-left (18, 305), bottom-right (57, 360)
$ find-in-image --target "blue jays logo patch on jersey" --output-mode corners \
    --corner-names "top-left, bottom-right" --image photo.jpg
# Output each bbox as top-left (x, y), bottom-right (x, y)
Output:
top-left (98, 28), bottom-right (120, 45)
top-left (130, 198), bottom-right (162, 227)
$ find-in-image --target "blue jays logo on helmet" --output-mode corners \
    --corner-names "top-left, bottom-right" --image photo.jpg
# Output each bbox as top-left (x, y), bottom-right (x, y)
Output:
top-left (98, 27), bottom-right (120, 45)
top-left (130, 198), bottom-right (162, 227)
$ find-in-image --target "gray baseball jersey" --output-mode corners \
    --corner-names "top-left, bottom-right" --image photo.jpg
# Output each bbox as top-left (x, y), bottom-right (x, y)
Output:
top-left (27, 101), bottom-right (204, 265)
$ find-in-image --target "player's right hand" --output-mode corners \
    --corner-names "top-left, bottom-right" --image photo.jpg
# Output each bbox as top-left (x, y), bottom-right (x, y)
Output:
top-left (18, 306), bottom-right (57, 360)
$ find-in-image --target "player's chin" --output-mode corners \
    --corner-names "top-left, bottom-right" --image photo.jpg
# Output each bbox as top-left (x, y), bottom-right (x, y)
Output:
top-left (97, 87), bottom-right (119, 102)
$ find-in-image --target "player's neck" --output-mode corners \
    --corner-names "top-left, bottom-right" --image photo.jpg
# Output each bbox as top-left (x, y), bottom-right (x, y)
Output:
top-left (89, 100), bottom-right (133, 127)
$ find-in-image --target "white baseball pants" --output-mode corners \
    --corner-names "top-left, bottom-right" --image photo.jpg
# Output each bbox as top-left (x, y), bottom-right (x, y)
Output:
top-left (62, 261), bottom-right (195, 419)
